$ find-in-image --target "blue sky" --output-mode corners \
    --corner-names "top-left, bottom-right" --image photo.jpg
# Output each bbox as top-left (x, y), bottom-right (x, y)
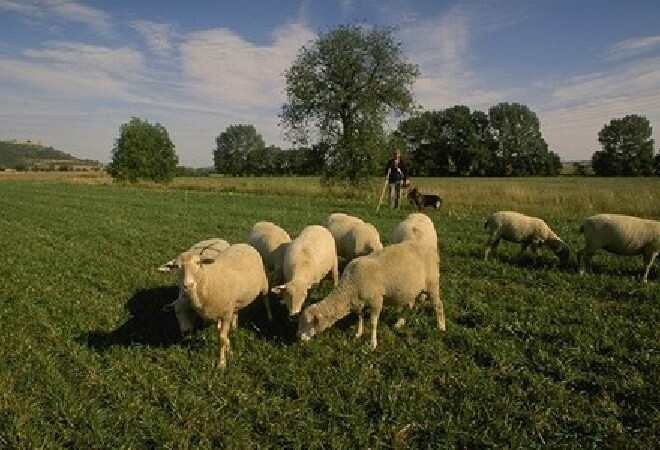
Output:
top-left (1, 0), bottom-right (660, 166)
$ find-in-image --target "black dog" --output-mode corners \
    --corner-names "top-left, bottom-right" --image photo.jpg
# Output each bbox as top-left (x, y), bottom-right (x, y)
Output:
top-left (407, 187), bottom-right (443, 211)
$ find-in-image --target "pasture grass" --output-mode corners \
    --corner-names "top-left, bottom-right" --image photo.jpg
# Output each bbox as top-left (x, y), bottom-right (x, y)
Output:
top-left (0, 177), bottom-right (658, 448)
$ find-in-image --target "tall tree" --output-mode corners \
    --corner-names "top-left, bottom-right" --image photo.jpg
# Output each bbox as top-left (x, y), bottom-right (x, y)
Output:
top-left (592, 115), bottom-right (655, 176)
top-left (214, 124), bottom-right (266, 176)
top-left (488, 102), bottom-right (556, 176)
top-left (281, 24), bottom-right (419, 183)
top-left (109, 117), bottom-right (178, 182)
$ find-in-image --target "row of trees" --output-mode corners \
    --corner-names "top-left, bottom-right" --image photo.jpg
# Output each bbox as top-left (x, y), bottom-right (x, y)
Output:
top-left (212, 102), bottom-right (562, 178)
top-left (108, 25), bottom-right (658, 183)
top-left (394, 103), bottom-right (561, 177)
top-left (213, 124), bottom-right (326, 176)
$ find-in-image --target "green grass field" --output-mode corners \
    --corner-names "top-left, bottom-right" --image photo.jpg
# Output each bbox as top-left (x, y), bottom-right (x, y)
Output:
top-left (0, 177), bottom-right (658, 448)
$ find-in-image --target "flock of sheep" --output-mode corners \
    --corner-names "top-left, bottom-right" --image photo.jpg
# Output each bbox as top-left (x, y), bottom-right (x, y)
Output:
top-left (158, 212), bottom-right (443, 368)
top-left (157, 210), bottom-right (659, 368)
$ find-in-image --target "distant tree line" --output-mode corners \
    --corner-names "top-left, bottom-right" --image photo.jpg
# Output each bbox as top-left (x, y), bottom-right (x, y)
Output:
top-left (394, 103), bottom-right (562, 177)
top-left (213, 124), bottom-right (325, 176)
top-left (212, 102), bottom-right (562, 178)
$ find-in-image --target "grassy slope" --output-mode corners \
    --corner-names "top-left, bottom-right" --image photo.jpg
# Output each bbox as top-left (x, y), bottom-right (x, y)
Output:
top-left (0, 141), bottom-right (97, 168)
top-left (0, 179), bottom-right (658, 448)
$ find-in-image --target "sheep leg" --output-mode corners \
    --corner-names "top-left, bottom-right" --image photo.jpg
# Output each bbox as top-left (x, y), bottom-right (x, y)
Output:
top-left (432, 289), bottom-right (447, 331)
top-left (369, 300), bottom-right (383, 351)
top-left (484, 236), bottom-right (500, 261)
top-left (355, 310), bottom-right (364, 338)
top-left (217, 317), bottom-right (232, 369)
top-left (231, 313), bottom-right (238, 330)
top-left (578, 249), bottom-right (593, 275)
top-left (331, 258), bottom-right (339, 287)
top-left (642, 251), bottom-right (658, 284)
top-left (263, 296), bottom-right (273, 321)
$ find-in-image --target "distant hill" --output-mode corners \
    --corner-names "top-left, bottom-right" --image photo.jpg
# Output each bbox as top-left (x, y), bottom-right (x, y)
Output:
top-left (0, 140), bottom-right (101, 169)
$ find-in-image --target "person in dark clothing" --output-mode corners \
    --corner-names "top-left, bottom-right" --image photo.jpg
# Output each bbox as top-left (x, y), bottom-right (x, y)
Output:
top-left (384, 150), bottom-right (408, 208)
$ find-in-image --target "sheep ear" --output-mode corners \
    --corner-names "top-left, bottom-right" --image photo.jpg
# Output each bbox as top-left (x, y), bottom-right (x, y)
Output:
top-left (271, 284), bottom-right (287, 295)
top-left (158, 260), bottom-right (179, 272)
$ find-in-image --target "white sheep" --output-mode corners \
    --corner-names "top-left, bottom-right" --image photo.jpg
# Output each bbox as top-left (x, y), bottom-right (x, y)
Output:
top-left (247, 221), bottom-right (292, 288)
top-left (391, 213), bottom-right (438, 250)
top-left (325, 213), bottom-right (383, 263)
top-left (271, 225), bottom-right (339, 316)
top-left (578, 214), bottom-right (660, 283)
top-left (159, 238), bottom-right (231, 335)
top-left (158, 238), bottom-right (230, 272)
top-left (297, 240), bottom-right (445, 350)
top-left (483, 211), bottom-right (570, 264)
top-left (180, 243), bottom-right (269, 368)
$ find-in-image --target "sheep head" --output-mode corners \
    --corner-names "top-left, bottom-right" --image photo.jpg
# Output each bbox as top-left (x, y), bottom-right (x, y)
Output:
top-left (548, 239), bottom-right (571, 265)
top-left (271, 281), bottom-right (306, 316)
top-left (297, 303), bottom-right (323, 341)
top-left (180, 253), bottom-right (216, 295)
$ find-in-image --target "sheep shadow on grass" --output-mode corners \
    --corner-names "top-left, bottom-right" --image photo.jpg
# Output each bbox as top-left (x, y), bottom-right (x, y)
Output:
top-left (81, 287), bottom-right (300, 351)
top-left (236, 296), bottom-right (299, 346)
top-left (82, 285), bottom-right (185, 350)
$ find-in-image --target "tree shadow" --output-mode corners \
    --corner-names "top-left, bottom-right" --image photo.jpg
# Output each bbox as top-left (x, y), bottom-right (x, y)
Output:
top-left (81, 285), bottom-right (188, 351)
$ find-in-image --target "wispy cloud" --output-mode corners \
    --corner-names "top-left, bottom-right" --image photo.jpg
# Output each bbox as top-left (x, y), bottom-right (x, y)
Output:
top-left (180, 22), bottom-right (315, 111)
top-left (607, 35), bottom-right (660, 61)
top-left (338, 0), bottom-right (354, 15)
top-left (536, 57), bottom-right (660, 159)
top-left (399, 5), bottom-right (513, 110)
top-left (131, 20), bottom-right (175, 57)
top-left (0, 40), bottom-right (152, 105)
top-left (0, 0), bottom-right (36, 14)
top-left (0, 0), bottom-right (112, 33)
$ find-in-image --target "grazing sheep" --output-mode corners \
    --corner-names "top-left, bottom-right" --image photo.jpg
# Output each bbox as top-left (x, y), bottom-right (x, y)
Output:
top-left (180, 243), bottom-right (269, 368)
top-left (483, 211), bottom-right (570, 264)
top-left (325, 213), bottom-right (383, 263)
top-left (578, 214), bottom-right (660, 283)
top-left (391, 212), bottom-right (438, 253)
top-left (247, 221), bottom-right (292, 288)
top-left (297, 240), bottom-right (445, 350)
top-left (159, 238), bottom-right (231, 335)
top-left (271, 225), bottom-right (339, 316)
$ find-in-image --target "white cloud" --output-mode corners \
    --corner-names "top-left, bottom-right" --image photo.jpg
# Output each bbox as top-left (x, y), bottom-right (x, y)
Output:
top-left (338, 0), bottom-right (354, 15)
top-left (0, 0), bottom-right (37, 14)
top-left (0, 41), bottom-right (151, 104)
top-left (0, 0), bottom-right (111, 33)
top-left (607, 35), bottom-right (660, 61)
top-left (131, 20), bottom-right (175, 56)
top-left (399, 6), bottom-right (511, 111)
top-left (180, 22), bottom-right (315, 111)
top-left (23, 41), bottom-right (145, 76)
top-left (537, 57), bottom-right (660, 160)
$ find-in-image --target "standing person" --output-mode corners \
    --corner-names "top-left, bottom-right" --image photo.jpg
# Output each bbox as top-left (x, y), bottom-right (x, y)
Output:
top-left (385, 150), bottom-right (408, 209)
